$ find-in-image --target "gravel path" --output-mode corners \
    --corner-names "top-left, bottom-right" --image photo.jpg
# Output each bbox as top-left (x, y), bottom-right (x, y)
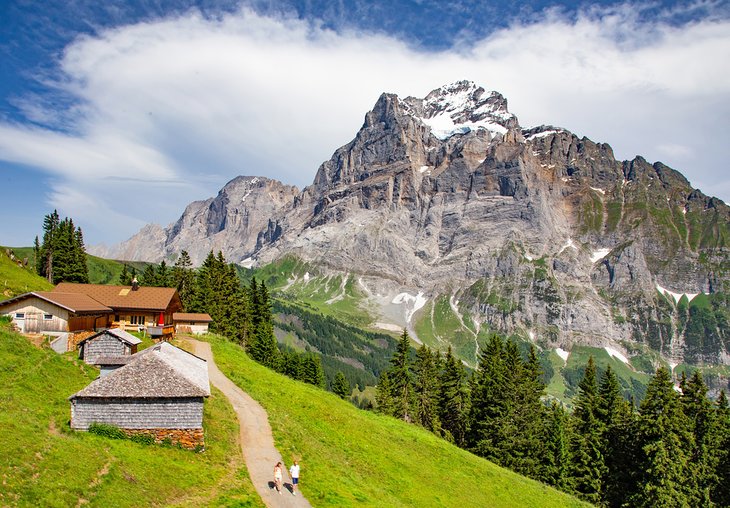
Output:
top-left (190, 340), bottom-right (312, 508)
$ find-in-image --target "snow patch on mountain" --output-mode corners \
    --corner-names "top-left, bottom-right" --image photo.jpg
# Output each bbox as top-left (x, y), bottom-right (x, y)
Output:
top-left (656, 284), bottom-right (699, 303)
top-left (591, 248), bottom-right (610, 263)
top-left (556, 347), bottom-right (570, 363)
top-left (605, 346), bottom-right (629, 364)
top-left (392, 291), bottom-right (428, 323)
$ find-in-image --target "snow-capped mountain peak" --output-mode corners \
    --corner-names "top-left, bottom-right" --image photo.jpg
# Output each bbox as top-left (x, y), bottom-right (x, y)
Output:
top-left (403, 80), bottom-right (519, 140)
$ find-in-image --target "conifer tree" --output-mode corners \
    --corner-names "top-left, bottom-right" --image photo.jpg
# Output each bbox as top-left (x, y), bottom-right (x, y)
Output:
top-left (468, 334), bottom-right (506, 460)
top-left (544, 401), bottom-right (573, 492)
top-left (332, 371), bottom-right (350, 399)
top-left (389, 329), bottom-right (415, 422)
top-left (301, 352), bottom-right (326, 388)
top-left (681, 370), bottom-right (719, 506)
top-left (713, 391), bottom-right (730, 505)
top-left (438, 346), bottom-right (469, 446)
top-left (568, 356), bottom-right (605, 504)
top-left (38, 210), bottom-right (59, 282)
top-left (156, 260), bottom-right (170, 287)
top-left (413, 344), bottom-right (440, 432)
top-left (36, 212), bottom-right (89, 284)
top-left (172, 251), bottom-right (195, 310)
top-left (119, 264), bottom-right (131, 285)
top-left (597, 364), bottom-right (635, 507)
top-left (375, 371), bottom-right (395, 416)
top-left (629, 367), bottom-right (693, 507)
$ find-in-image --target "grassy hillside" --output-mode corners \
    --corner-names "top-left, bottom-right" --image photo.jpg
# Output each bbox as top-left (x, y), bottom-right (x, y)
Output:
top-left (0, 321), bottom-right (261, 507)
top-left (208, 334), bottom-right (588, 507)
top-left (10, 246), bottom-right (151, 285)
top-left (0, 247), bottom-right (53, 298)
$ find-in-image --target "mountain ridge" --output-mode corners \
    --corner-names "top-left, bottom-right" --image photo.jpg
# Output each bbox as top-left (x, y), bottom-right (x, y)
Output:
top-left (90, 81), bottom-right (730, 366)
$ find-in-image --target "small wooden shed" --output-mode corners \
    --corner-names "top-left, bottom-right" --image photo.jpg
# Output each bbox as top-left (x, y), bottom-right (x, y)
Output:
top-left (78, 328), bottom-right (142, 365)
top-left (173, 313), bottom-right (213, 335)
top-left (69, 342), bottom-right (210, 449)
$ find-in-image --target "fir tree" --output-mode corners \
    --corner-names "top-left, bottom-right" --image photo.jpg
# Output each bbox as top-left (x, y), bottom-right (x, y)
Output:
top-left (468, 334), bottom-right (506, 460)
top-left (681, 370), bottom-right (720, 506)
top-left (389, 329), bottom-right (415, 422)
top-left (332, 371), bottom-right (350, 399)
top-left (438, 346), bottom-right (469, 446)
top-left (568, 356), bottom-right (605, 505)
top-left (713, 391), bottom-right (730, 505)
top-left (413, 344), bottom-right (440, 432)
top-left (597, 364), bottom-right (635, 508)
top-left (375, 371), bottom-right (395, 416)
top-left (629, 367), bottom-right (694, 507)
top-left (544, 401), bottom-right (573, 492)
top-left (156, 260), bottom-right (170, 287)
top-left (119, 264), bottom-right (131, 285)
top-left (301, 353), bottom-right (325, 388)
top-left (172, 251), bottom-right (195, 310)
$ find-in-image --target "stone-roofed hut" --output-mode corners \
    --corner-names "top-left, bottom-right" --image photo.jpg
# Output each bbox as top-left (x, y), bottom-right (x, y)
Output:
top-left (78, 328), bottom-right (142, 366)
top-left (69, 342), bottom-right (210, 449)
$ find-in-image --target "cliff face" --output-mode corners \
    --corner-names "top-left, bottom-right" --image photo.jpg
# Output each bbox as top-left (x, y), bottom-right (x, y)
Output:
top-left (97, 81), bottom-right (730, 365)
top-left (91, 176), bottom-right (298, 266)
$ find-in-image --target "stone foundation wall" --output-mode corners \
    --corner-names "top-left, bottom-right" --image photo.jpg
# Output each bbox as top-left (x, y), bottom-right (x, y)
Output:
top-left (122, 428), bottom-right (204, 450)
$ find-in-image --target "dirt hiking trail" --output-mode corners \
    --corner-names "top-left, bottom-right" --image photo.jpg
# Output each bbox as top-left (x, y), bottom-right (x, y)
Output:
top-left (191, 340), bottom-right (312, 508)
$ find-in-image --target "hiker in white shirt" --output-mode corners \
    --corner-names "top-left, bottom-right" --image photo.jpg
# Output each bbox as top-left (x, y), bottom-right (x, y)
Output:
top-left (289, 460), bottom-right (300, 496)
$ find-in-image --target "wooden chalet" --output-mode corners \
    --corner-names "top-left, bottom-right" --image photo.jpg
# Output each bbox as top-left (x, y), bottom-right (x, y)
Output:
top-left (0, 291), bottom-right (112, 335)
top-left (69, 342), bottom-right (210, 449)
top-left (53, 283), bottom-right (182, 339)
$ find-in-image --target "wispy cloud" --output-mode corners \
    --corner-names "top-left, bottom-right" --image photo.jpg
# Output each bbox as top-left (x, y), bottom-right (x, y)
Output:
top-left (1, 4), bottom-right (728, 244)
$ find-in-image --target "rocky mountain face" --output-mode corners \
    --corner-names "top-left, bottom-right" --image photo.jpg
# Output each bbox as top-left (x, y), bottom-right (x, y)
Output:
top-left (98, 81), bottom-right (730, 366)
top-left (90, 176), bottom-right (298, 265)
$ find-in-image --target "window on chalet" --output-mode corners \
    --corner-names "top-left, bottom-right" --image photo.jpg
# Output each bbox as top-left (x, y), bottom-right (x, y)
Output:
top-left (44, 314), bottom-right (53, 320)
top-left (130, 315), bottom-right (145, 325)
top-left (15, 312), bottom-right (25, 319)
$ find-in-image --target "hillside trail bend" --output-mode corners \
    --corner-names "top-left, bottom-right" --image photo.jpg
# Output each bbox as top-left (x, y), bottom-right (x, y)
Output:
top-left (189, 340), bottom-right (312, 508)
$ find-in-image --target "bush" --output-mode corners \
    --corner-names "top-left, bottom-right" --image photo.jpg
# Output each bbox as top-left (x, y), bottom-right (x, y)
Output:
top-left (130, 433), bottom-right (155, 445)
top-left (88, 422), bottom-right (127, 440)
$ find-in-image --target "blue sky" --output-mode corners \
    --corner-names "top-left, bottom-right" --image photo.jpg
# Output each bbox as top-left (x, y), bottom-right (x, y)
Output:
top-left (1, 0), bottom-right (728, 248)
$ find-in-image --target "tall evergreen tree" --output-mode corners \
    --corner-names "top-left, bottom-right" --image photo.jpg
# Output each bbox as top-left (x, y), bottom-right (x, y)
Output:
top-left (468, 334), bottom-right (506, 460)
top-left (438, 346), bottom-right (469, 446)
top-left (413, 344), bottom-right (440, 432)
top-left (681, 370), bottom-right (719, 506)
top-left (568, 356), bottom-right (605, 505)
top-left (375, 371), bottom-right (395, 416)
top-left (629, 367), bottom-right (694, 507)
top-left (389, 330), bottom-right (415, 422)
top-left (332, 371), bottom-right (351, 399)
top-left (301, 352), bottom-right (325, 388)
top-left (597, 364), bottom-right (635, 507)
top-left (119, 264), bottom-right (131, 285)
top-left (713, 391), bottom-right (730, 505)
top-left (172, 251), bottom-right (195, 310)
top-left (543, 401), bottom-right (573, 492)
top-left (38, 210), bottom-right (59, 282)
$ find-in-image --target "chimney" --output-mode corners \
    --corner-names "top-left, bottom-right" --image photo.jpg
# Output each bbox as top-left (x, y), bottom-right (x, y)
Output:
top-left (131, 277), bottom-right (139, 291)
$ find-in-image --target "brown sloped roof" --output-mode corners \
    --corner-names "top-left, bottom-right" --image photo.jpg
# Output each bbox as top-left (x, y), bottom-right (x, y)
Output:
top-left (0, 291), bottom-right (111, 314)
top-left (53, 283), bottom-right (181, 312)
top-left (173, 313), bottom-right (213, 323)
top-left (69, 343), bottom-right (209, 399)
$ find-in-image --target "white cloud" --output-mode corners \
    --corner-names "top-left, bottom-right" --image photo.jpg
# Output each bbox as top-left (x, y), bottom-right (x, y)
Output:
top-left (0, 6), bottom-right (728, 244)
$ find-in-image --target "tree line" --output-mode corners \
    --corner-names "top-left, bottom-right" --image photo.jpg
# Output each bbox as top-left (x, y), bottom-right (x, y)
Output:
top-left (130, 251), bottom-right (329, 390)
top-left (34, 210), bottom-right (89, 284)
top-left (376, 331), bottom-right (730, 507)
